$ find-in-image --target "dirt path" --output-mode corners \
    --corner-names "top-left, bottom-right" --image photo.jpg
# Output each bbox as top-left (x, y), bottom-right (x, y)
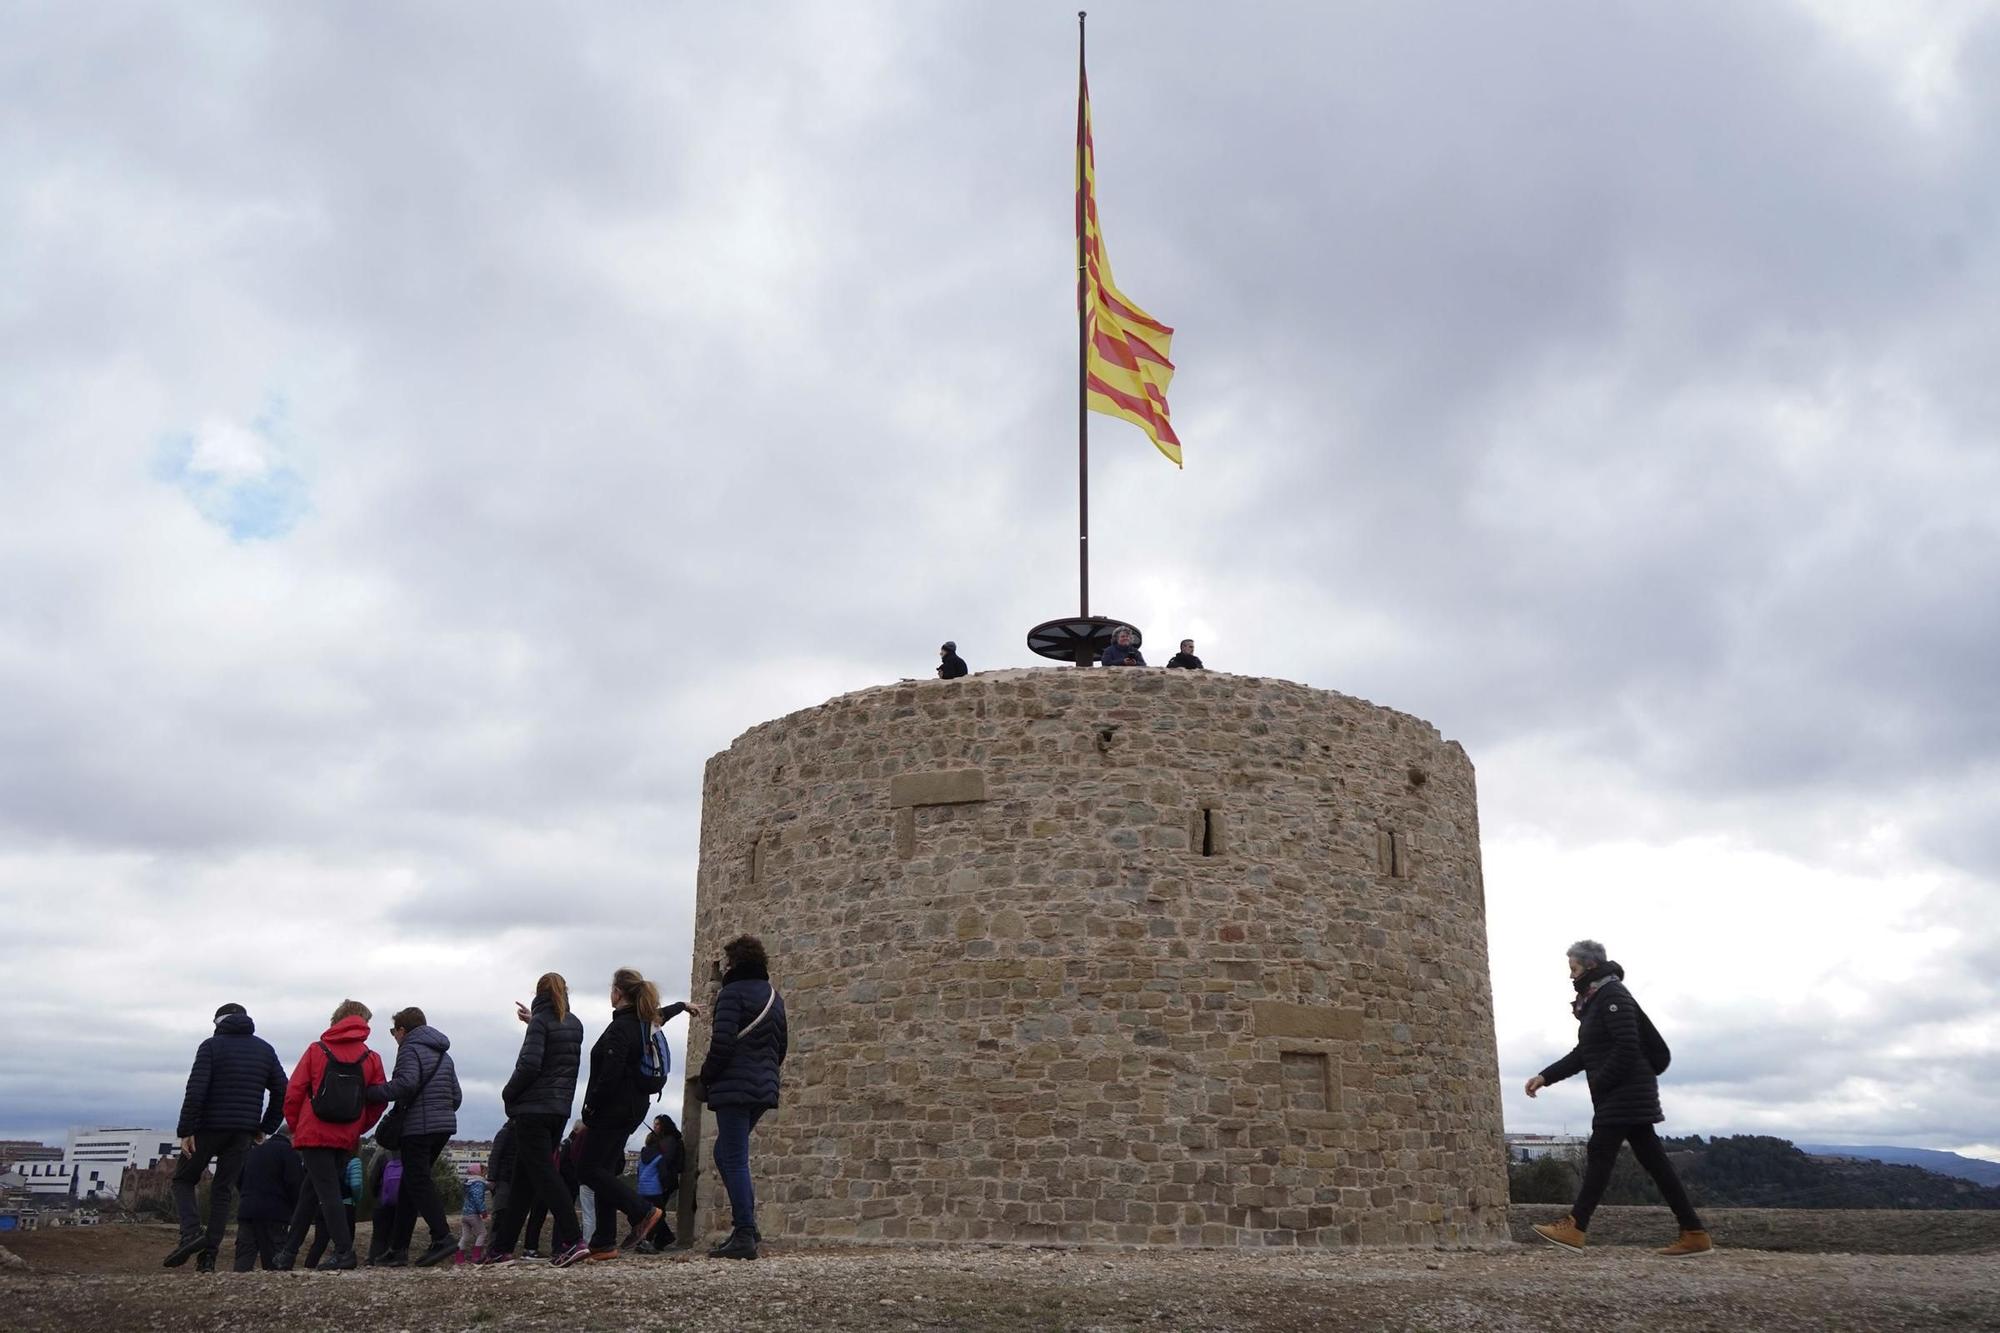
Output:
top-left (5, 1216), bottom-right (1996, 1332)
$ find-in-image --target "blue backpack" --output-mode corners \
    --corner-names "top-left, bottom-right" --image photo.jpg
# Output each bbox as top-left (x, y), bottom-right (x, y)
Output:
top-left (636, 1025), bottom-right (670, 1095)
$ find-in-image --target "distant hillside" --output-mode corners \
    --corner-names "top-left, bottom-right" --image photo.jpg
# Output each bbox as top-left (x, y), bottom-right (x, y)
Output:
top-left (1510, 1135), bottom-right (2000, 1210)
top-left (1796, 1144), bottom-right (2000, 1188)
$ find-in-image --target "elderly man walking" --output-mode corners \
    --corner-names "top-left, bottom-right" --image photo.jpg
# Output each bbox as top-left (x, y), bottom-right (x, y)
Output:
top-left (1525, 940), bottom-right (1713, 1256)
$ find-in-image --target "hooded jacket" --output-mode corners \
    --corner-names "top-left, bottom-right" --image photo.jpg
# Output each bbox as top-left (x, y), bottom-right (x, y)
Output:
top-left (367, 1024), bottom-right (463, 1139)
top-left (282, 1015), bottom-right (388, 1151)
top-left (699, 963), bottom-right (788, 1110)
top-left (502, 994), bottom-right (584, 1119)
top-left (1537, 962), bottom-right (1665, 1127)
top-left (176, 1012), bottom-right (289, 1137)
top-left (235, 1130), bottom-right (303, 1222)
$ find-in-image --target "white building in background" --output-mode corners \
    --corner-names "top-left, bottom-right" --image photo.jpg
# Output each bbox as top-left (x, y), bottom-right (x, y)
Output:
top-left (1505, 1133), bottom-right (1589, 1163)
top-left (1, 1161), bottom-right (75, 1197)
top-left (64, 1127), bottom-right (177, 1200)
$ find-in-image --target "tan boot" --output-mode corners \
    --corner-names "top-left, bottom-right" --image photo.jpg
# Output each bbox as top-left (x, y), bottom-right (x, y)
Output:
top-left (1531, 1216), bottom-right (1587, 1251)
top-left (1658, 1229), bottom-right (1713, 1257)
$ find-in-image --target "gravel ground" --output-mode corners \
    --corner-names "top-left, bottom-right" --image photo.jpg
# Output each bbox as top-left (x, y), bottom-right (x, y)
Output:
top-left (5, 1214), bottom-right (1996, 1332)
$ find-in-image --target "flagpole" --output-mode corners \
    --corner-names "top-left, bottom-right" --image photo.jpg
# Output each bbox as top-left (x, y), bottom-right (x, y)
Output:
top-left (1076, 10), bottom-right (1090, 631)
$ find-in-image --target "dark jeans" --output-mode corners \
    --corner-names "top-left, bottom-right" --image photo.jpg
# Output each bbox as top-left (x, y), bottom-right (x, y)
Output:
top-left (305, 1203), bottom-right (354, 1266)
top-left (712, 1105), bottom-right (767, 1232)
top-left (367, 1201), bottom-right (399, 1260)
top-left (1572, 1122), bottom-right (1704, 1231)
top-left (232, 1217), bottom-right (285, 1271)
top-left (391, 1133), bottom-right (453, 1252)
top-left (489, 1114), bottom-right (578, 1254)
top-left (172, 1130), bottom-right (254, 1252)
top-left (578, 1113), bottom-right (651, 1247)
top-left (283, 1148), bottom-right (352, 1258)
top-left (640, 1192), bottom-right (674, 1245)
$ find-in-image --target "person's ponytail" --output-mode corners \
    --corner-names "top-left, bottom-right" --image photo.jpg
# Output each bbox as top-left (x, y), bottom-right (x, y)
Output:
top-left (611, 967), bottom-right (660, 1024)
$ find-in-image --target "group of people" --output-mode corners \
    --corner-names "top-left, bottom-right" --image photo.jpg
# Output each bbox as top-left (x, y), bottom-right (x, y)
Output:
top-left (935, 633), bottom-right (1205, 676)
top-left (165, 935), bottom-right (788, 1274)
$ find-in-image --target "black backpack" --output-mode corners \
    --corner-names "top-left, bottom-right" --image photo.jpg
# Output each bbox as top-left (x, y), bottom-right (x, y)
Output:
top-left (311, 1041), bottom-right (368, 1123)
top-left (1633, 1000), bottom-right (1672, 1075)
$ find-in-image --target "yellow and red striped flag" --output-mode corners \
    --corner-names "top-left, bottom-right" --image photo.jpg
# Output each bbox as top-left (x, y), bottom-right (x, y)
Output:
top-left (1077, 67), bottom-right (1181, 467)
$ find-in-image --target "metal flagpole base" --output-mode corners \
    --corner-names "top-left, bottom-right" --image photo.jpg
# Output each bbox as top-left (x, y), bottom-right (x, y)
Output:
top-left (1027, 616), bottom-right (1141, 667)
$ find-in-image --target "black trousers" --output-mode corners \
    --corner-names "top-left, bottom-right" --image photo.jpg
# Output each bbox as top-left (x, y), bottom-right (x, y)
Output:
top-left (283, 1148), bottom-right (353, 1257)
top-left (304, 1204), bottom-right (354, 1266)
top-left (232, 1217), bottom-right (285, 1271)
top-left (171, 1130), bottom-right (254, 1252)
top-left (391, 1133), bottom-right (453, 1252)
top-left (1571, 1122), bottom-right (1704, 1231)
top-left (578, 1113), bottom-right (650, 1247)
top-left (367, 1201), bottom-right (399, 1260)
top-left (489, 1113), bottom-right (578, 1254)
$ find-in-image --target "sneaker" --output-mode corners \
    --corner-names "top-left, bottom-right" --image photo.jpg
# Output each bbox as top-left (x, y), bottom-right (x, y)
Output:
top-left (376, 1249), bottom-right (409, 1268)
top-left (518, 1248), bottom-right (543, 1261)
top-left (269, 1250), bottom-right (296, 1272)
top-left (1659, 1229), bottom-right (1715, 1257)
top-left (587, 1247), bottom-right (620, 1263)
top-left (706, 1228), bottom-right (758, 1261)
top-left (315, 1249), bottom-right (358, 1272)
top-left (1532, 1216), bottom-right (1587, 1252)
top-left (552, 1240), bottom-right (592, 1269)
top-left (194, 1251), bottom-right (217, 1273)
top-left (164, 1235), bottom-right (208, 1268)
top-left (473, 1250), bottom-right (516, 1267)
top-left (621, 1207), bottom-right (664, 1251)
top-left (415, 1235), bottom-right (460, 1268)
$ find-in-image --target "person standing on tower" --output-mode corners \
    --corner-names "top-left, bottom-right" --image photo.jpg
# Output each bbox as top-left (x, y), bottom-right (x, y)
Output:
top-left (1166, 639), bottom-right (1203, 669)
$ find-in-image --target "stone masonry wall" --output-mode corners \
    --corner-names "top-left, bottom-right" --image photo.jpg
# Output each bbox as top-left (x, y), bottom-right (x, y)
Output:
top-left (683, 668), bottom-right (1510, 1249)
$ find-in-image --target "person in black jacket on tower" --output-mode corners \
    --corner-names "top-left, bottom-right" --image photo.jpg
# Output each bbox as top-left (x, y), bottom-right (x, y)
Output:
top-left (1165, 639), bottom-right (1203, 669)
top-left (577, 969), bottom-right (699, 1259)
top-left (165, 1003), bottom-right (289, 1270)
top-left (937, 641), bottom-right (968, 679)
top-left (231, 1125), bottom-right (302, 1271)
top-left (700, 934), bottom-right (788, 1260)
top-left (483, 972), bottom-right (589, 1267)
top-left (1525, 940), bottom-right (1712, 1257)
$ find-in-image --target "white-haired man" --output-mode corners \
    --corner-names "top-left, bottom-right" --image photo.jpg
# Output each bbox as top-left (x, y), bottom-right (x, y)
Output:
top-left (1525, 939), bottom-right (1712, 1256)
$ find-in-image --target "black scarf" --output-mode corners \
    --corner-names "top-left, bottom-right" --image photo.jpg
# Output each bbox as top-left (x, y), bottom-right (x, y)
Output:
top-left (1570, 960), bottom-right (1624, 1018)
top-left (721, 959), bottom-right (769, 986)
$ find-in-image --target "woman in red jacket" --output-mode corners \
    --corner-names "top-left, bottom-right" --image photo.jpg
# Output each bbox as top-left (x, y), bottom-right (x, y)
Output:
top-left (273, 999), bottom-right (387, 1270)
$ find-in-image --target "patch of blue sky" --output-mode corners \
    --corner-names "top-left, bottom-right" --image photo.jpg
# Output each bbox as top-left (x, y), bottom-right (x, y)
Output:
top-left (153, 397), bottom-right (310, 541)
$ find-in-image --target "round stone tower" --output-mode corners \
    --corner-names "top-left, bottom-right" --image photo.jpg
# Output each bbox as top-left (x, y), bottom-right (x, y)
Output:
top-left (682, 668), bottom-right (1510, 1248)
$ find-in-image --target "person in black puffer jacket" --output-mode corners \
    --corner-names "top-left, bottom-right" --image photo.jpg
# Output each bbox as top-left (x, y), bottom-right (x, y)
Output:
top-left (485, 972), bottom-right (589, 1266)
top-left (577, 968), bottom-right (698, 1257)
top-left (1526, 940), bottom-right (1711, 1257)
top-left (231, 1125), bottom-right (303, 1271)
top-left (166, 1003), bottom-right (290, 1269)
top-left (364, 1007), bottom-right (464, 1267)
top-left (699, 934), bottom-right (788, 1260)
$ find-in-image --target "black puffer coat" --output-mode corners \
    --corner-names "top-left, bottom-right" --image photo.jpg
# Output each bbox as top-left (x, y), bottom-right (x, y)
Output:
top-left (502, 995), bottom-right (584, 1119)
top-left (700, 964), bottom-right (788, 1110)
top-left (370, 1025), bottom-right (463, 1138)
top-left (583, 1006), bottom-right (650, 1131)
top-left (1539, 963), bottom-right (1664, 1127)
top-left (176, 1012), bottom-right (289, 1137)
top-left (235, 1130), bottom-right (303, 1222)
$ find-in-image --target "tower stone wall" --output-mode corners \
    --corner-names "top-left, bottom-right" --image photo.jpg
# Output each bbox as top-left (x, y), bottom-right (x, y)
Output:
top-left (684, 668), bottom-right (1510, 1248)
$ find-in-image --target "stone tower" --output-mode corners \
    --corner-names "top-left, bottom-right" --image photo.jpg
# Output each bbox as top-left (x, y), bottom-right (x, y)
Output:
top-left (682, 668), bottom-right (1510, 1248)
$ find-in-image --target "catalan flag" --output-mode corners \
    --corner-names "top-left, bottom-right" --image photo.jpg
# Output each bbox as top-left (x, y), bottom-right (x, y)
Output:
top-left (1077, 66), bottom-right (1181, 467)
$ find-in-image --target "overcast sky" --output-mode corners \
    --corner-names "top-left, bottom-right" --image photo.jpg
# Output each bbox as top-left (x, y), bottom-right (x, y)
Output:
top-left (2, 2), bottom-right (1995, 1164)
